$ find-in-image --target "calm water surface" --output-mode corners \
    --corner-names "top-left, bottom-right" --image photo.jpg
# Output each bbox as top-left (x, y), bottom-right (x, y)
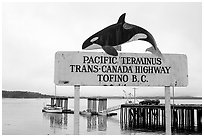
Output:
top-left (2, 98), bottom-right (201, 135)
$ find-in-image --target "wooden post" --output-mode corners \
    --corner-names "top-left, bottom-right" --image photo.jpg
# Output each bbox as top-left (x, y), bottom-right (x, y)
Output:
top-left (197, 109), bottom-right (202, 131)
top-left (143, 108), bottom-right (146, 128)
top-left (56, 98), bottom-right (59, 107)
top-left (133, 87), bottom-right (136, 104)
top-left (98, 99), bottom-right (102, 112)
top-left (74, 85), bottom-right (80, 135)
top-left (165, 86), bottom-right (171, 135)
top-left (93, 98), bottom-right (97, 113)
top-left (88, 98), bottom-right (91, 112)
top-left (60, 98), bottom-right (63, 107)
top-left (191, 109), bottom-right (194, 130)
top-left (51, 98), bottom-right (54, 106)
top-left (120, 107), bottom-right (123, 123)
top-left (104, 99), bottom-right (107, 110)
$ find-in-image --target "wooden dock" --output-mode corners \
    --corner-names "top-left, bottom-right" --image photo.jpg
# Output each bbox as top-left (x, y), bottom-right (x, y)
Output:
top-left (120, 104), bottom-right (202, 134)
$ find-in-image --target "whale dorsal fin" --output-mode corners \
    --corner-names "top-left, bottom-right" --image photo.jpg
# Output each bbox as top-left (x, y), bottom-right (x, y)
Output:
top-left (117, 13), bottom-right (126, 24)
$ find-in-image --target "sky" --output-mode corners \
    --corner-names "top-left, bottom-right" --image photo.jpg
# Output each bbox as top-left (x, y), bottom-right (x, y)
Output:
top-left (2, 2), bottom-right (202, 97)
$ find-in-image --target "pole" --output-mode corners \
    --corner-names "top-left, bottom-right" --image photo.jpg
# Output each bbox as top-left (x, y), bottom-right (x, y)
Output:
top-left (133, 88), bottom-right (136, 104)
top-left (165, 86), bottom-right (171, 135)
top-left (172, 86), bottom-right (175, 131)
top-left (55, 84), bottom-right (57, 105)
top-left (55, 84), bottom-right (56, 98)
top-left (74, 85), bottom-right (80, 135)
top-left (172, 86), bottom-right (175, 108)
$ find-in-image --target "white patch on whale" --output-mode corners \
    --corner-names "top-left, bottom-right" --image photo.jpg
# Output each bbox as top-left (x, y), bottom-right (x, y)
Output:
top-left (123, 23), bottom-right (135, 29)
top-left (128, 33), bottom-right (147, 42)
top-left (84, 43), bottom-right (101, 50)
top-left (90, 37), bottom-right (99, 43)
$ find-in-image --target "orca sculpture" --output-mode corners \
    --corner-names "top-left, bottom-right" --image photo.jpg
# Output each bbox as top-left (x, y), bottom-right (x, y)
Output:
top-left (82, 13), bottom-right (163, 57)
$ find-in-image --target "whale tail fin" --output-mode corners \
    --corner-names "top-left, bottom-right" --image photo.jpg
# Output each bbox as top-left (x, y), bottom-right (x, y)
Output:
top-left (146, 46), bottom-right (165, 61)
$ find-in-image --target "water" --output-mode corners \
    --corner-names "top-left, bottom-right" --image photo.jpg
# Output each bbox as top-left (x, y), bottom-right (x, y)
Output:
top-left (2, 98), bottom-right (201, 135)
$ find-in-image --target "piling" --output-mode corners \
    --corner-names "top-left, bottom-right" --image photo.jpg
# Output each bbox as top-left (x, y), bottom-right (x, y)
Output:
top-left (87, 98), bottom-right (98, 113)
top-left (64, 98), bottom-right (68, 110)
top-left (88, 98), bottom-right (92, 111)
top-left (49, 97), bottom-right (71, 113)
top-left (56, 98), bottom-right (60, 107)
top-left (98, 98), bottom-right (107, 112)
top-left (92, 98), bottom-right (97, 113)
top-left (59, 98), bottom-right (62, 107)
top-left (83, 97), bottom-right (110, 115)
top-left (51, 98), bottom-right (55, 106)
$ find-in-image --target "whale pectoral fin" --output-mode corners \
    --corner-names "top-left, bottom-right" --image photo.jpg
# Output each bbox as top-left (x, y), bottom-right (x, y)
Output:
top-left (102, 46), bottom-right (118, 56)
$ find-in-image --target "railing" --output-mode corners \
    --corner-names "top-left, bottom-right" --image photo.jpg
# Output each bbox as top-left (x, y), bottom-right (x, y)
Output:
top-left (100, 105), bottom-right (121, 114)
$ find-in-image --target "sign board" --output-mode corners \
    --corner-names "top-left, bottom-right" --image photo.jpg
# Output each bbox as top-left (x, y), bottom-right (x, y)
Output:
top-left (54, 51), bottom-right (188, 87)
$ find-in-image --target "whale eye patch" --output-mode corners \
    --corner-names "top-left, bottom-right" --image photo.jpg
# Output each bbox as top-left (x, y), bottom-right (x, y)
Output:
top-left (90, 37), bottom-right (99, 43)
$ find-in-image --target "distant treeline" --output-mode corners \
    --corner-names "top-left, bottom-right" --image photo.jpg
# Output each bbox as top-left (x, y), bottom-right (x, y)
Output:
top-left (2, 90), bottom-right (201, 100)
top-left (2, 90), bottom-right (55, 98)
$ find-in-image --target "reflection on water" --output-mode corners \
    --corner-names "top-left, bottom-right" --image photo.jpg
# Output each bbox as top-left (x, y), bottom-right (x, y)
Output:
top-left (86, 116), bottom-right (107, 132)
top-left (43, 113), bottom-right (108, 133)
top-left (43, 113), bottom-right (68, 130)
top-left (3, 99), bottom-right (201, 135)
top-left (98, 116), bottom-right (107, 131)
top-left (87, 116), bottom-right (96, 131)
top-left (85, 115), bottom-right (108, 132)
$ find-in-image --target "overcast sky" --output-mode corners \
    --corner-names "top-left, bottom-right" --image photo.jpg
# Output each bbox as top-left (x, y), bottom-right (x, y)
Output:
top-left (2, 2), bottom-right (202, 97)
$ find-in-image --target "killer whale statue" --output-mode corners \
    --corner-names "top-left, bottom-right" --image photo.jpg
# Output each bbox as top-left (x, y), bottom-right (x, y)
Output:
top-left (82, 13), bottom-right (163, 58)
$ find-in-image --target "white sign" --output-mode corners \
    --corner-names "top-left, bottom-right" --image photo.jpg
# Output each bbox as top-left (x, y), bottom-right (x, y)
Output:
top-left (54, 51), bottom-right (188, 87)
